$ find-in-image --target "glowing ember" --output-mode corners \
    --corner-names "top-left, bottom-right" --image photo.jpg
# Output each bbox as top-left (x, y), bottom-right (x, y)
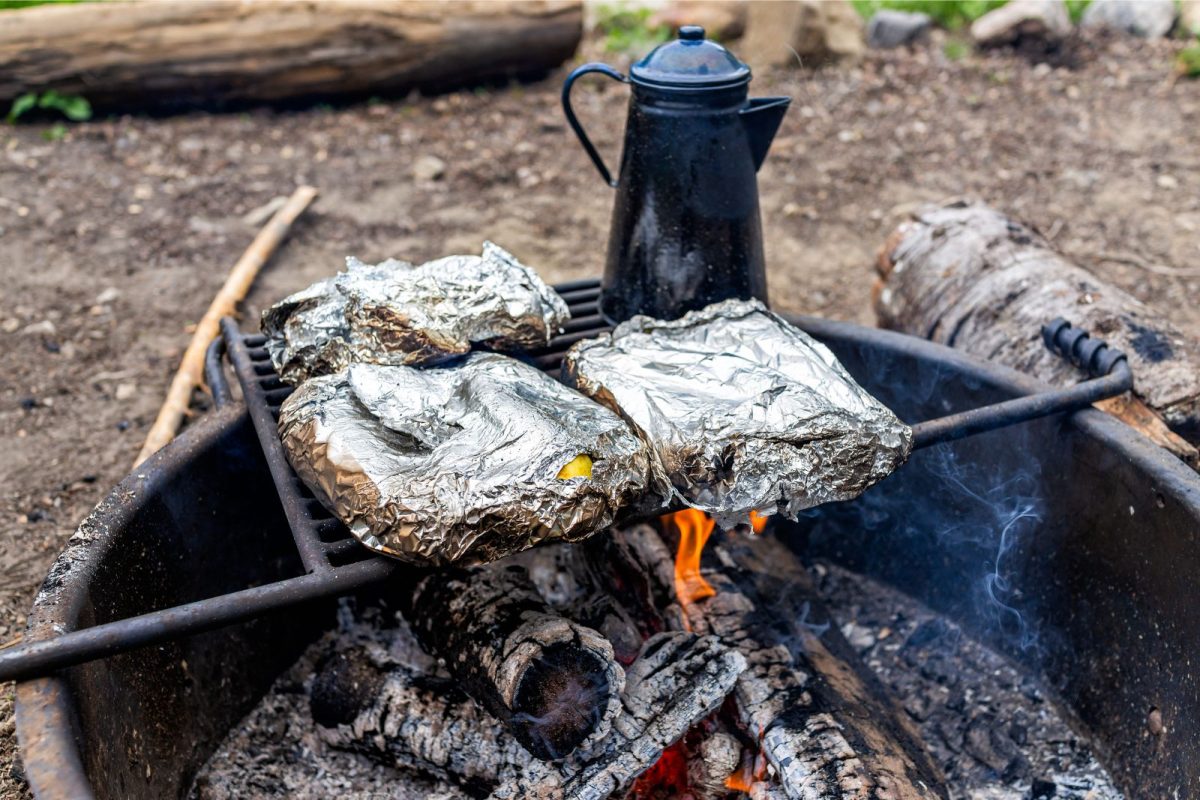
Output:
top-left (663, 509), bottom-right (717, 604)
top-left (629, 740), bottom-right (690, 798)
top-left (749, 510), bottom-right (769, 534)
top-left (724, 752), bottom-right (755, 792)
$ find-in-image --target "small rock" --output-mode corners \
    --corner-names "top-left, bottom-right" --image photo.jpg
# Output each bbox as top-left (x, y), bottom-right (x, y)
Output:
top-left (1082, 0), bottom-right (1176, 38)
top-left (970, 0), bottom-right (1071, 48)
top-left (1182, 0), bottom-right (1200, 36)
top-left (740, 0), bottom-right (864, 67)
top-left (868, 10), bottom-right (932, 49)
top-left (2, 318), bottom-right (19, 333)
top-left (95, 287), bottom-right (120, 304)
top-left (1156, 174), bottom-right (1179, 190)
top-left (649, 1), bottom-right (748, 41)
top-left (1029, 777), bottom-right (1057, 798)
top-left (22, 320), bottom-right (56, 336)
top-left (241, 196), bottom-right (288, 227)
top-left (412, 154), bottom-right (446, 182)
top-left (115, 383), bottom-right (137, 401)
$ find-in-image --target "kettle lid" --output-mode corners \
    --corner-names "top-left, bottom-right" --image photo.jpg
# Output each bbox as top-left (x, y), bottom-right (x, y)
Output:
top-left (630, 26), bottom-right (751, 89)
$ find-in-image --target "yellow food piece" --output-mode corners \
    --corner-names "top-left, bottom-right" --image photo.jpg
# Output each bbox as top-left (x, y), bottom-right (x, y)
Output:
top-left (556, 454), bottom-right (593, 480)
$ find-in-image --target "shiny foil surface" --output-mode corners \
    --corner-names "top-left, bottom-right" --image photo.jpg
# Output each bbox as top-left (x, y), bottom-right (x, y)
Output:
top-left (564, 299), bottom-right (912, 527)
top-left (278, 353), bottom-right (659, 565)
top-left (262, 242), bottom-right (570, 385)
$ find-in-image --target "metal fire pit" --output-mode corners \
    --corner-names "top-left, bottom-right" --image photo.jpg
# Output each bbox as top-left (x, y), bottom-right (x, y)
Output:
top-left (14, 282), bottom-right (1200, 799)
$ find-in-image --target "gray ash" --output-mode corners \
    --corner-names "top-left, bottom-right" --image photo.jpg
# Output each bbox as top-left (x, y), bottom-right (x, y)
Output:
top-left (815, 561), bottom-right (1122, 800)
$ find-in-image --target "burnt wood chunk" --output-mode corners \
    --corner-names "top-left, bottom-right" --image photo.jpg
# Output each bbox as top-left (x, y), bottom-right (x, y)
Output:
top-left (874, 202), bottom-right (1200, 452)
top-left (316, 632), bottom-right (746, 799)
top-left (613, 525), bottom-right (948, 800)
top-left (408, 564), bottom-right (624, 761)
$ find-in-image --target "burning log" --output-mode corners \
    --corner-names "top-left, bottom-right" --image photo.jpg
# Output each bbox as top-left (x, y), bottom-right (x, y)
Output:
top-left (407, 564), bottom-right (624, 761)
top-left (874, 201), bottom-right (1200, 456)
top-left (314, 631), bottom-right (746, 798)
top-left (620, 520), bottom-right (948, 800)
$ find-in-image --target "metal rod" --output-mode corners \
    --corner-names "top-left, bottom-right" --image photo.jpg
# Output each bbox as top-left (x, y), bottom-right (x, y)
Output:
top-left (0, 559), bottom-right (394, 683)
top-left (911, 362), bottom-right (1132, 450)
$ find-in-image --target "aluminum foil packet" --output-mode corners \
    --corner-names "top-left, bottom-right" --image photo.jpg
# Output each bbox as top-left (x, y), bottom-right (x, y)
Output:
top-left (262, 242), bottom-right (570, 384)
top-left (564, 299), bottom-right (912, 527)
top-left (278, 353), bottom-right (659, 565)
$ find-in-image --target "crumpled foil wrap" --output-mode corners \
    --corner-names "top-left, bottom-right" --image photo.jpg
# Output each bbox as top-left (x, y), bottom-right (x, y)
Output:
top-left (278, 353), bottom-right (658, 565)
top-left (564, 299), bottom-right (912, 527)
top-left (262, 242), bottom-right (570, 384)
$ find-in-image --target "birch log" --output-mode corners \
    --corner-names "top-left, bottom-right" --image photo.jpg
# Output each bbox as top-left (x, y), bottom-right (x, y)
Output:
top-left (0, 1), bottom-right (583, 110)
top-left (874, 202), bottom-right (1200, 450)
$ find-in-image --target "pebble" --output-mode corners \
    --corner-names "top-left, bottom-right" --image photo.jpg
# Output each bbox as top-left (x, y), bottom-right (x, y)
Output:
top-left (115, 383), bottom-right (137, 401)
top-left (95, 287), bottom-right (120, 304)
top-left (22, 320), bottom-right (56, 336)
top-left (412, 154), bottom-right (446, 182)
top-left (1156, 174), bottom-right (1179, 189)
top-left (867, 10), bottom-right (933, 49)
top-left (1082, 0), bottom-right (1177, 38)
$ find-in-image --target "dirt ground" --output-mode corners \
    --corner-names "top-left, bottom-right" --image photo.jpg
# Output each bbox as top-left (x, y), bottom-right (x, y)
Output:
top-left (1, 28), bottom-right (1198, 799)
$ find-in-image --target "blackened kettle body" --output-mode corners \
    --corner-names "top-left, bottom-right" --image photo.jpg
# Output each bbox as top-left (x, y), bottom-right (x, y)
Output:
top-left (562, 26), bottom-right (790, 324)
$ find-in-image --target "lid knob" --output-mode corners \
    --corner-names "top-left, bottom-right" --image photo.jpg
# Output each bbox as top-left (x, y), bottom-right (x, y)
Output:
top-left (678, 25), bottom-right (705, 42)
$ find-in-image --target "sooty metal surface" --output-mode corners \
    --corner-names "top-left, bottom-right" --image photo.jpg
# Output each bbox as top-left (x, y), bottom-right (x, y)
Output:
top-left (0, 280), bottom-right (1132, 685)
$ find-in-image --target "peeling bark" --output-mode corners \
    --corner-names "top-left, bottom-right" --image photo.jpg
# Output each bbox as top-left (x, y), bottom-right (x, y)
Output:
top-left (874, 201), bottom-right (1200, 449)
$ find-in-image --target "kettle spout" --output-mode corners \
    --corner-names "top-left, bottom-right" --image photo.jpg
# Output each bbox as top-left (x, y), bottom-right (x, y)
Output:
top-left (740, 97), bottom-right (791, 171)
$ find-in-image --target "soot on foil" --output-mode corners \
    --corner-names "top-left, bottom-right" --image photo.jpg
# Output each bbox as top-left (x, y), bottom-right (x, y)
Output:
top-left (262, 242), bottom-right (570, 385)
top-left (564, 299), bottom-right (912, 527)
top-left (278, 353), bottom-right (660, 565)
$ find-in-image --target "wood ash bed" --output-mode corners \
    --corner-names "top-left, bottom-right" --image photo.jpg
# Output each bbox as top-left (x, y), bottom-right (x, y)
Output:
top-left (190, 520), bottom-right (1122, 800)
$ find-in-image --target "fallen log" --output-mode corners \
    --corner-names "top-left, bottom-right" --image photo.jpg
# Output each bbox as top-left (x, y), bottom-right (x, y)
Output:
top-left (407, 564), bottom-right (624, 761)
top-left (315, 631), bottom-right (746, 799)
top-left (613, 525), bottom-right (948, 800)
top-left (874, 202), bottom-right (1200, 456)
top-left (0, 1), bottom-right (583, 111)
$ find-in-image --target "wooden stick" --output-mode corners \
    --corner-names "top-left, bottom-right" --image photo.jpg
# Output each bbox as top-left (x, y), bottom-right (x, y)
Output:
top-left (134, 186), bottom-right (318, 467)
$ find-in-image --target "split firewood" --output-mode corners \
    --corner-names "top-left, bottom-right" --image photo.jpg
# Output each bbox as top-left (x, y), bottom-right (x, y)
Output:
top-left (612, 525), bottom-right (948, 800)
top-left (0, 1), bottom-right (583, 111)
top-left (314, 631), bottom-right (746, 799)
top-left (407, 564), bottom-right (625, 761)
top-left (874, 201), bottom-right (1200, 459)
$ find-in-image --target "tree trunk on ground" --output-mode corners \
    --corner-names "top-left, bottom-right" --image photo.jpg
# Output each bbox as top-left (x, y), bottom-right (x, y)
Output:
top-left (874, 201), bottom-right (1200, 456)
top-left (0, 1), bottom-right (583, 110)
top-left (610, 525), bottom-right (948, 800)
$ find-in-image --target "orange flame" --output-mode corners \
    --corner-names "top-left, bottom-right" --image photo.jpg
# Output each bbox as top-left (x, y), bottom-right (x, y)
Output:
top-left (724, 757), bottom-right (755, 792)
top-left (662, 509), bottom-right (717, 605)
top-left (629, 740), bottom-right (690, 798)
top-left (749, 510), bottom-right (769, 534)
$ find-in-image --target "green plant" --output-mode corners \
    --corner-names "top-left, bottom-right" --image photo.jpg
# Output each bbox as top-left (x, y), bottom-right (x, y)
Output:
top-left (1178, 40), bottom-right (1200, 79)
top-left (943, 39), bottom-right (970, 60)
top-left (0, 0), bottom-right (84, 8)
top-left (850, 0), bottom-right (1007, 30)
top-left (42, 122), bottom-right (67, 141)
top-left (1064, 0), bottom-right (1092, 24)
top-left (7, 90), bottom-right (92, 123)
top-left (594, 4), bottom-right (670, 54)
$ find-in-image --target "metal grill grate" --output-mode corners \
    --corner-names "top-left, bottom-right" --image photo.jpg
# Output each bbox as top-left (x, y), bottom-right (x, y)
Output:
top-left (219, 278), bottom-right (612, 574)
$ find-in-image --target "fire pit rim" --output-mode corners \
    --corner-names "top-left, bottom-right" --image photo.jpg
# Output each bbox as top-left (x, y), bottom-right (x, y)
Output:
top-left (14, 320), bottom-right (1200, 800)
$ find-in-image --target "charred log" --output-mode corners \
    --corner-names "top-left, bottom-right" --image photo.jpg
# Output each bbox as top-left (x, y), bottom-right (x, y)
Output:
top-left (611, 524), bottom-right (948, 800)
top-left (874, 201), bottom-right (1200, 454)
top-left (315, 632), bottom-right (745, 799)
top-left (408, 564), bottom-right (624, 761)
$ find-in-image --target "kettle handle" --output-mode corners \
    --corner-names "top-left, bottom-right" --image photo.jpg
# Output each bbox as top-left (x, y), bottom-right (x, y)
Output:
top-left (562, 63), bottom-right (629, 188)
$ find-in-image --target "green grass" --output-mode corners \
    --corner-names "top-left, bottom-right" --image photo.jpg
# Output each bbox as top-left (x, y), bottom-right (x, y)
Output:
top-left (1178, 40), bottom-right (1200, 78)
top-left (594, 4), bottom-right (671, 54)
top-left (7, 90), bottom-right (92, 123)
top-left (851, 0), bottom-right (1093, 29)
top-left (0, 0), bottom-right (84, 9)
